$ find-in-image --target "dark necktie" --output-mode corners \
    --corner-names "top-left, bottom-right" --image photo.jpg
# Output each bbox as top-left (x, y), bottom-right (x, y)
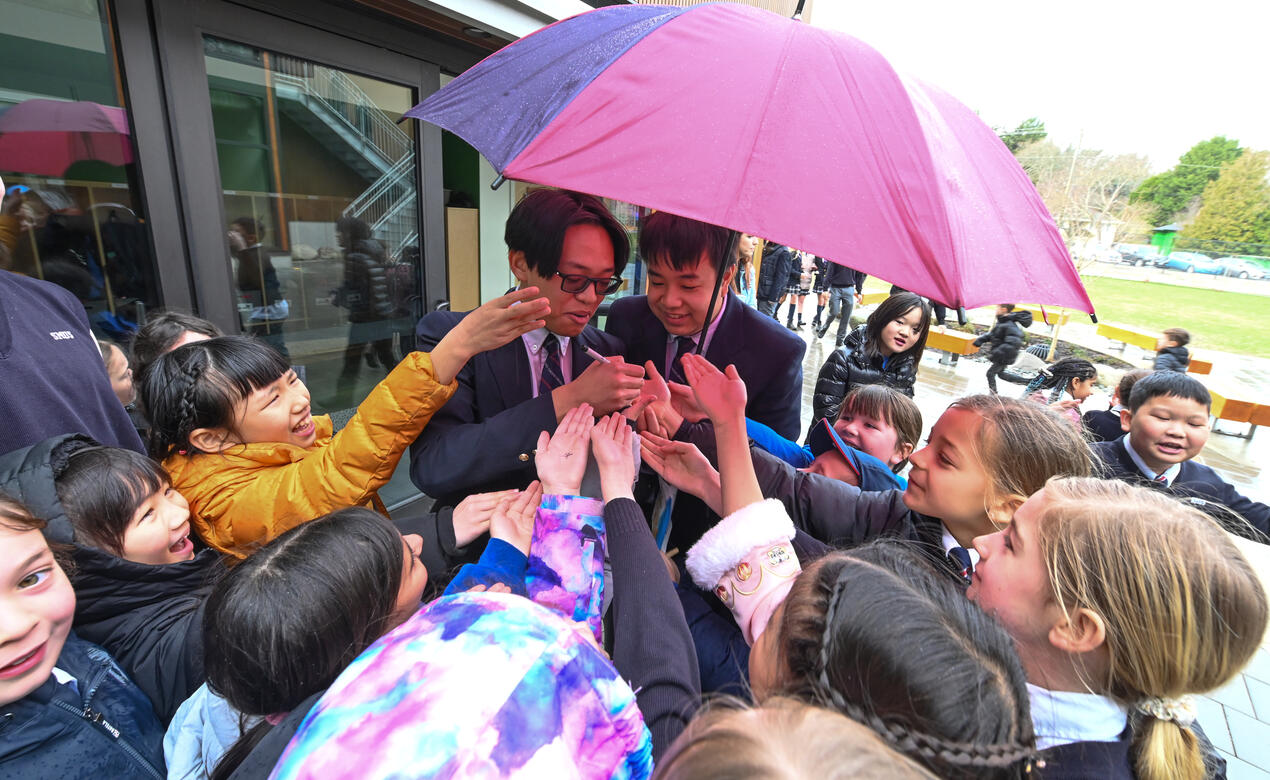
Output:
top-left (668, 335), bottom-right (696, 385)
top-left (540, 333), bottom-right (564, 392)
top-left (1154, 474), bottom-right (1168, 485)
top-left (947, 546), bottom-right (974, 585)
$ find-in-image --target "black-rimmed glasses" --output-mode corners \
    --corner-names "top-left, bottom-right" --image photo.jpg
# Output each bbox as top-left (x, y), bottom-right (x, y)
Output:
top-left (555, 272), bottom-right (624, 295)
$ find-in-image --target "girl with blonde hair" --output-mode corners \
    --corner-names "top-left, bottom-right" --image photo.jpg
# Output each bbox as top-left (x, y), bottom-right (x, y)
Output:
top-left (970, 477), bottom-right (1267, 779)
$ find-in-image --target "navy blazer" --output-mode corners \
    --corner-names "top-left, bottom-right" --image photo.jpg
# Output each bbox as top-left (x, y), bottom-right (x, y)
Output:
top-left (1090, 436), bottom-right (1270, 539)
top-left (409, 309), bottom-right (624, 507)
top-left (605, 293), bottom-right (806, 440)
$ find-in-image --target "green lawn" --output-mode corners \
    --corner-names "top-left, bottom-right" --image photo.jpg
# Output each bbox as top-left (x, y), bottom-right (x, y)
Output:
top-left (1079, 277), bottom-right (1270, 358)
top-left (860, 275), bottom-right (1270, 357)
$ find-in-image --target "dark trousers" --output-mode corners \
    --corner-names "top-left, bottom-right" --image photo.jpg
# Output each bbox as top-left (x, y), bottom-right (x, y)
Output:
top-left (985, 360), bottom-right (1029, 394)
top-left (757, 298), bottom-right (779, 317)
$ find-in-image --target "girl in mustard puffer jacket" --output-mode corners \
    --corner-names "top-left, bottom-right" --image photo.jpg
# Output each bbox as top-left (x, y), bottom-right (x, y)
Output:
top-left (139, 288), bottom-right (549, 559)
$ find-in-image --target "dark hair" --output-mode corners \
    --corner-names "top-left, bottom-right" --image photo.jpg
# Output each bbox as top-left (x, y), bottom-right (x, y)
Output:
top-left (231, 216), bottom-right (265, 240)
top-left (206, 508), bottom-right (405, 779)
top-left (141, 335), bottom-right (291, 460)
top-left (1162, 327), bottom-right (1190, 347)
top-left (775, 542), bottom-right (1035, 778)
top-left (1127, 371), bottom-right (1212, 414)
top-left (864, 293), bottom-right (931, 359)
top-left (839, 384), bottom-right (923, 472)
top-left (504, 188), bottom-right (630, 278)
top-left (54, 445), bottom-right (168, 555)
top-left (999, 303), bottom-right (1016, 312)
top-left (335, 215), bottom-right (372, 243)
top-left (638, 211), bottom-right (738, 274)
top-left (131, 311), bottom-right (223, 384)
top-left (1024, 357), bottom-right (1096, 402)
top-left (1116, 368), bottom-right (1151, 406)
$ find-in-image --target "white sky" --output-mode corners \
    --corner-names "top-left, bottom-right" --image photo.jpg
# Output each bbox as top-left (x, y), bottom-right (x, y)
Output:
top-left (810, 0), bottom-right (1270, 172)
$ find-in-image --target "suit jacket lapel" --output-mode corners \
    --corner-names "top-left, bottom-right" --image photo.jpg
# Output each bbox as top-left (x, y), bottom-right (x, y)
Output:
top-left (490, 338), bottom-right (534, 411)
top-left (704, 293), bottom-right (742, 366)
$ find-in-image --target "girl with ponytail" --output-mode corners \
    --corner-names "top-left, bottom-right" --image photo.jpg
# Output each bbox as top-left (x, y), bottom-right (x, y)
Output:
top-left (970, 477), bottom-right (1267, 779)
top-left (1023, 357), bottom-right (1097, 428)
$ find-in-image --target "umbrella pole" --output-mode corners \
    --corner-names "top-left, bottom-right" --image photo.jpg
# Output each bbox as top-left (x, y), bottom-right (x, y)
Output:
top-left (85, 186), bottom-right (117, 316)
top-left (695, 230), bottom-right (740, 355)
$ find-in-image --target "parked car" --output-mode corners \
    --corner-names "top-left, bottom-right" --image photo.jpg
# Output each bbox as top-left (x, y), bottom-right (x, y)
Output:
top-left (1218, 257), bottom-right (1265, 279)
top-left (1160, 251), bottom-right (1224, 274)
top-left (1113, 243), bottom-right (1163, 266)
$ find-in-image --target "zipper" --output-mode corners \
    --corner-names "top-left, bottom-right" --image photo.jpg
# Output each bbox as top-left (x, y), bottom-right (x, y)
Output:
top-left (50, 700), bottom-right (162, 780)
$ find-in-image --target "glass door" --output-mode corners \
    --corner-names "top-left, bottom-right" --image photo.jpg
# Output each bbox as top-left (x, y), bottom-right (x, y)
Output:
top-left (154, 0), bottom-right (450, 507)
top-left (203, 37), bottom-right (420, 414)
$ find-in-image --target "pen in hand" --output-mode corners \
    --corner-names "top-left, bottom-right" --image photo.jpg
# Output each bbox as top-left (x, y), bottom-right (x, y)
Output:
top-left (584, 346), bottom-right (611, 364)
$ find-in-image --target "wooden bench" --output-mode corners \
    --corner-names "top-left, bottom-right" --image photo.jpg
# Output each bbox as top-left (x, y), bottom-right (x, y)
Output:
top-left (925, 327), bottom-right (980, 365)
top-left (1095, 322), bottom-right (1213, 375)
top-left (1209, 386), bottom-right (1270, 439)
top-left (860, 291), bottom-right (889, 305)
top-left (1016, 304), bottom-right (1070, 328)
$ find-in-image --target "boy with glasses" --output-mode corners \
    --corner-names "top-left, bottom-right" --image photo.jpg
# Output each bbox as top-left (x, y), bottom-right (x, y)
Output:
top-left (408, 189), bottom-right (643, 560)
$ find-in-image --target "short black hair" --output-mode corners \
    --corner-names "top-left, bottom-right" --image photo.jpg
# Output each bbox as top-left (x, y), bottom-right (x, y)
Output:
top-left (504, 188), bottom-right (630, 278)
top-left (638, 211), bottom-right (737, 273)
top-left (232, 216), bottom-right (266, 239)
top-left (999, 303), bottom-right (1016, 312)
top-left (1128, 371), bottom-right (1212, 413)
top-left (54, 443), bottom-right (168, 555)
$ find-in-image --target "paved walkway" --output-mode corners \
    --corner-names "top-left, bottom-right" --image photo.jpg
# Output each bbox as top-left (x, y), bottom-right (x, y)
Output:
top-left (790, 308), bottom-right (1270, 778)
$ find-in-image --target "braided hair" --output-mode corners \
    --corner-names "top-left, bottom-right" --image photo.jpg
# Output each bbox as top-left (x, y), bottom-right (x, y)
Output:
top-left (140, 335), bottom-right (291, 460)
top-left (776, 542), bottom-right (1036, 779)
top-left (1024, 357), bottom-right (1096, 402)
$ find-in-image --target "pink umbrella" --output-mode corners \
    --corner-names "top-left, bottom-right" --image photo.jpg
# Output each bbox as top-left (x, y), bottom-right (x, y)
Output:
top-left (407, 3), bottom-right (1093, 315)
top-left (0, 99), bottom-right (133, 177)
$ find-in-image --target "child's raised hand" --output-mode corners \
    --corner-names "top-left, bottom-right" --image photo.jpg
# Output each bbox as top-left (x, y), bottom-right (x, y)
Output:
top-left (667, 381), bottom-right (707, 423)
top-left (641, 360), bottom-right (672, 405)
top-left (430, 288), bottom-right (550, 384)
top-left (489, 480), bottom-right (543, 555)
top-left (635, 397), bottom-right (684, 439)
top-left (535, 404), bottom-right (595, 495)
top-left (459, 287), bottom-right (552, 353)
top-left (681, 354), bottom-right (747, 425)
top-left (451, 488), bottom-right (519, 547)
top-left (589, 413), bottom-right (636, 502)
top-left (639, 432), bottom-right (723, 514)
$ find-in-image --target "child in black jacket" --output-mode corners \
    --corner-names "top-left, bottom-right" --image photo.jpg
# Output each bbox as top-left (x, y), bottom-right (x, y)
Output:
top-left (1153, 327), bottom-right (1191, 372)
top-left (973, 304), bottom-right (1034, 394)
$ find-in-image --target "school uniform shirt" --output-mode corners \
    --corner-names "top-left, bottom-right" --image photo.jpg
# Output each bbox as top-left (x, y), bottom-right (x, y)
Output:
top-left (0, 270), bottom-right (144, 456)
top-left (522, 327), bottom-right (573, 397)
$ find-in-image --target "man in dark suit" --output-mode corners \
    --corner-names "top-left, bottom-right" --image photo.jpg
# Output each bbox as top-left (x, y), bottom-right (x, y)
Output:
top-left (606, 212), bottom-right (806, 441)
top-left (606, 212), bottom-right (806, 550)
top-left (410, 189), bottom-right (645, 512)
top-left (1089, 371), bottom-right (1269, 540)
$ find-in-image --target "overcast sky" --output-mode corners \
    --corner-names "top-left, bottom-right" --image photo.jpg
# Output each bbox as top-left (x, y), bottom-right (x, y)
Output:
top-left (810, 0), bottom-right (1270, 172)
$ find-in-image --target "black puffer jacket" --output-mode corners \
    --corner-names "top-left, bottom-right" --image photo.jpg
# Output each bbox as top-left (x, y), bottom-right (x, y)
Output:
top-left (336, 238), bottom-right (394, 323)
top-left (756, 243), bottom-right (793, 301)
top-left (812, 325), bottom-right (918, 425)
top-left (0, 434), bottom-right (224, 724)
top-left (972, 310), bottom-right (1033, 366)
top-left (1154, 345), bottom-right (1190, 372)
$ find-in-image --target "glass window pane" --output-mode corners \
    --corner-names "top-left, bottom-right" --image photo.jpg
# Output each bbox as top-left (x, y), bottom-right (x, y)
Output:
top-left (0, 0), bottom-right (161, 344)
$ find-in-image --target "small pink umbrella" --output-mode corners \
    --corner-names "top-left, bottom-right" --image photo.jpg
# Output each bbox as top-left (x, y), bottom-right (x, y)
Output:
top-left (0, 99), bottom-right (133, 176)
top-left (407, 3), bottom-right (1093, 316)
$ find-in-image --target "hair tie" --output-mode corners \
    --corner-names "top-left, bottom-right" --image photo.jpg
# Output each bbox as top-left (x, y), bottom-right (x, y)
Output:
top-left (1136, 695), bottom-right (1196, 727)
top-left (264, 711), bottom-right (290, 726)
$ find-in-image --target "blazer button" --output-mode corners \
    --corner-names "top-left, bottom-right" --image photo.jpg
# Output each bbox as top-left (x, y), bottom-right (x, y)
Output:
top-left (518, 453), bottom-right (530, 462)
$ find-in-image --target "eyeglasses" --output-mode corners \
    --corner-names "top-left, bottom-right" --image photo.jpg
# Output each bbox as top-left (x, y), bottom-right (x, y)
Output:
top-left (554, 272), bottom-right (624, 296)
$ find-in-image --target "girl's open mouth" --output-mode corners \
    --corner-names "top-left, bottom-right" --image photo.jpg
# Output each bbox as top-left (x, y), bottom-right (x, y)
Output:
top-left (169, 534), bottom-right (193, 556)
top-left (293, 416), bottom-right (315, 438)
